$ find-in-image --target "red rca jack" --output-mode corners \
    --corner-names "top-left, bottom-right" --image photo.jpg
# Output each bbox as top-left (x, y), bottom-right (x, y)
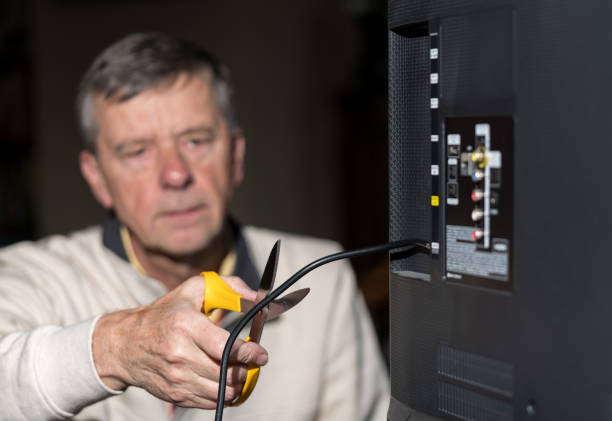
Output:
top-left (471, 189), bottom-right (484, 202)
top-left (472, 229), bottom-right (484, 241)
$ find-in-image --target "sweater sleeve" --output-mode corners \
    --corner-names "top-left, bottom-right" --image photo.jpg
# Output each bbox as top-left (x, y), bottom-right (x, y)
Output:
top-left (0, 257), bottom-right (122, 420)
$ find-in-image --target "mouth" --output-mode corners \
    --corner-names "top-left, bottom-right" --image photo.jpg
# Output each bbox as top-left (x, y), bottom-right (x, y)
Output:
top-left (160, 204), bottom-right (206, 221)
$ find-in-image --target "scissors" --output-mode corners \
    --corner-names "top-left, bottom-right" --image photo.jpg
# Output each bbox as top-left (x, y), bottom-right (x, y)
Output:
top-left (201, 240), bottom-right (307, 405)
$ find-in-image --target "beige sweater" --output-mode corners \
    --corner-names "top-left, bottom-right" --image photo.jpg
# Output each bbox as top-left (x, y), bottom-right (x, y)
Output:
top-left (0, 225), bottom-right (389, 420)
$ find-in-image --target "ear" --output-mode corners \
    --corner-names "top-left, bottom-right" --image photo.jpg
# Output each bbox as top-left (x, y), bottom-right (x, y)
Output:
top-left (79, 150), bottom-right (114, 209)
top-left (230, 129), bottom-right (246, 187)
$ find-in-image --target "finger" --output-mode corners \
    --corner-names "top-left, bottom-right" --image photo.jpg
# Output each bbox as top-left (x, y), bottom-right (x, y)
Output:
top-left (183, 346), bottom-right (248, 386)
top-left (229, 338), bottom-right (268, 366)
top-left (179, 275), bottom-right (207, 307)
top-left (227, 364), bottom-right (248, 385)
top-left (159, 331), bottom-right (248, 388)
top-left (192, 320), bottom-right (268, 367)
top-left (158, 372), bottom-right (242, 409)
top-left (179, 371), bottom-right (244, 405)
top-left (221, 275), bottom-right (257, 301)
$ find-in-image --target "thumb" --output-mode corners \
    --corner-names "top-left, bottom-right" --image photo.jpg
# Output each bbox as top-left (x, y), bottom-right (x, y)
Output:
top-left (230, 338), bottom-right (269, 366)
top-left (222, 275), bottom-right (258, 302)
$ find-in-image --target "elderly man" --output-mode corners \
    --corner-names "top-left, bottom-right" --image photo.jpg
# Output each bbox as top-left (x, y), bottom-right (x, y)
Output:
top-left (0, 33), bottom-right (388, 420)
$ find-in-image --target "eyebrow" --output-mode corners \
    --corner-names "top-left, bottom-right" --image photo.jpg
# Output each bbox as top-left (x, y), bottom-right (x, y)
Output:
top-left (174, 125), bottom-right (217, 138)
top-left (110, 124), bottom-right (218, 154)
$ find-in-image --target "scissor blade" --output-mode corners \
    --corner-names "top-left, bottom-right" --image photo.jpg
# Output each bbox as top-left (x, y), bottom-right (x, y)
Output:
top-left (258, 241), bottom-right (280, 293)
top-left (239, 288), bottom-right (310, 321)
top-left (249, 240), bottom-right (281, 343)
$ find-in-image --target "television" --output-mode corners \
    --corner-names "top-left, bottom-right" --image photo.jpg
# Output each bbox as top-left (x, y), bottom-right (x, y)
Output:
top-left (387, 1), bottom-right (612, 420)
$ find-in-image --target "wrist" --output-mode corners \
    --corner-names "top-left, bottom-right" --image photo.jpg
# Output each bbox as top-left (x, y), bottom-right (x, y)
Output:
top-left (92, 310), bottom-right (136, 391)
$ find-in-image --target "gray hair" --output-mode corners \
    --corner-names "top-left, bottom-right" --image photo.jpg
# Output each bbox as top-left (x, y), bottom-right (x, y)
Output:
top-left (76, 32), bottom-right (237, 152)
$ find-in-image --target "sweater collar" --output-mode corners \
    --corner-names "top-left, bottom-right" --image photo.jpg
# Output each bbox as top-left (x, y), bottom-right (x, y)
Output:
top-left (102, 215), bottom-right (260, 290)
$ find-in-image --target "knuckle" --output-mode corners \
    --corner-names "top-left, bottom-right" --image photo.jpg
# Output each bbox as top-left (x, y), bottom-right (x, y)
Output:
top-left (170, 314), bottom-right (199, 339)
top-left (169, 310), bottom-right (190, 331)
top-left (183, 275), bottom-right (205, 294)
top-left (211, 337), bottom-right (226, 359)
top-left (165, 366), bottom-right (186, 385)
top-left (238, 343), bottom-right (256, 364)
top-left (164, 342), bottom-right (188, 364)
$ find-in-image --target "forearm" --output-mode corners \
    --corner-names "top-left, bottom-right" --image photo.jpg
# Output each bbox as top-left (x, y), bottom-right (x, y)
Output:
top-left (0, 317), bottom-right (121, 420)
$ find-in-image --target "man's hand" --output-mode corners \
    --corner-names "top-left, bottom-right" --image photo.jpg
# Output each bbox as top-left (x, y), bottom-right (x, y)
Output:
top-left (92, 275), bottom-right (268, 408)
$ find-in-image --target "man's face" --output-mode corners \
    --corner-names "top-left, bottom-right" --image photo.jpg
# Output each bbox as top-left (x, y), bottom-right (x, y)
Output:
top-left (80, 73), bottom-right (244, 256)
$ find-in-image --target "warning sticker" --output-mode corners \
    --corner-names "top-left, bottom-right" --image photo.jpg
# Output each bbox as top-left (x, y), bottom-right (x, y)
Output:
top-left (446, 225), bottom-right (509, 281)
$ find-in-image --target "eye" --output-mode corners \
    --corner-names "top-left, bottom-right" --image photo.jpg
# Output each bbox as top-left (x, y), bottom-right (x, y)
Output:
top-left (122, 146), bottom-right (149, 159)
top-left (187, 137), bottom-right (210, 146)
top-left (184, 137), bottom-right (215, 152)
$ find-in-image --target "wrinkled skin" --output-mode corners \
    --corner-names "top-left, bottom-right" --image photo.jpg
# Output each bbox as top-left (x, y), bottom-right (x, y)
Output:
top-left (92, 275), bottom-right (267, 408)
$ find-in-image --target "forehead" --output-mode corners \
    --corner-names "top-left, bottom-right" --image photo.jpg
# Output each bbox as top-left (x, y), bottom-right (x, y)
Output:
top-left (94, 72), bottom-right (224, 142)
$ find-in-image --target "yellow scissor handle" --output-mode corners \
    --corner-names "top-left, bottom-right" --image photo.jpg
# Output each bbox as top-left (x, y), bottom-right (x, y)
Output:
top-left (201, 271), bottom-right (243, 316)
top-left (200, 272), bottom-right (260, 405)
top-left (230, 336), bottom-right (260, 406)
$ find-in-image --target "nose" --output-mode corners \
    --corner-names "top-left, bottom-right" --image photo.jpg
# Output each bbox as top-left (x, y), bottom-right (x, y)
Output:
top-left (159, 145), bottom-right (193, 189)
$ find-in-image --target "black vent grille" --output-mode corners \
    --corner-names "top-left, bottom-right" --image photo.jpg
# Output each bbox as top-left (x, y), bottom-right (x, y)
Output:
top-left (438, 381), bottom-right (513, 421)
top-left (438, 344), bottom-right (513, 398)
top-left (388, 30), bottom-right (431, 275)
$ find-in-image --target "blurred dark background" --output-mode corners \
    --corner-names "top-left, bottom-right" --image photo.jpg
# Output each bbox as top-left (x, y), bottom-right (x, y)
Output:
top-left (0, 0), bottom-right (390, 357)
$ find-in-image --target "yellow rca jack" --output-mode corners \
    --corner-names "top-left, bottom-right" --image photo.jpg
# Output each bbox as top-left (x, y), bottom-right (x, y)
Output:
top-left (472, 145), bottom-right (488, 168)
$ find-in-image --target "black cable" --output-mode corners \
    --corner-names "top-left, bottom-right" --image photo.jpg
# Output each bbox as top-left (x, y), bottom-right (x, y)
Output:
top-left (214, 238), bottom-right (430, 420)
